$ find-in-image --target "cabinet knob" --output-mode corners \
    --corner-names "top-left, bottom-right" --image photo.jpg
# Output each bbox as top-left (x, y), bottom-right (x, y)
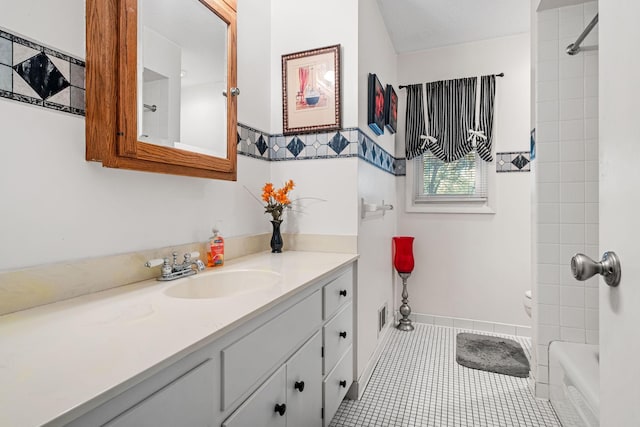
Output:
top-left (339, 289), bottom-right (347, 297)
top-left (339, 331), bottom-right (347, 339)
top-left (339, 380), bottom-right (347, 388)
top-left (274, 403), bottom-right (286, 416)
top-left (294, 381), bottom-right (305, 392)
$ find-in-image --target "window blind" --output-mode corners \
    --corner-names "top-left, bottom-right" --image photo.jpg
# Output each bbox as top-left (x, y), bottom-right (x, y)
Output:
top-left (414, 151), bottom-right (488, 203)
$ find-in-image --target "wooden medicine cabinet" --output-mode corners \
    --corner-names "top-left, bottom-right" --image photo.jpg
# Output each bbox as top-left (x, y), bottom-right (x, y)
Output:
top-left (86, 0), bottom-right (238, 180)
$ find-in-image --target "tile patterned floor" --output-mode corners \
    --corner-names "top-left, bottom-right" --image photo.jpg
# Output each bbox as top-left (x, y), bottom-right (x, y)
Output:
top-left (330, 323), bottom-right (561, 427)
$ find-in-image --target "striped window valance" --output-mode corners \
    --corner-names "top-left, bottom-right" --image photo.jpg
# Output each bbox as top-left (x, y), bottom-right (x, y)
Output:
top-left (404, 84), bottom-right (427, 160)
top-left (404, 75), bottom-right (496, 162)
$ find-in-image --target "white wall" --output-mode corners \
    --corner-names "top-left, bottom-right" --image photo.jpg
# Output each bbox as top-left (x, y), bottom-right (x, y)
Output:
top-left (395, 34), bottom-right (532, 327)
top-left (269, 0), bottom-right (359, 132)
top-left (265, 0), bottom-right (360, 238)
top-left (237, 0), bottom-right (271, 131)
top-left (533, 1), bottom-right (598, 398)
top-left (355, 0), bottom-right (398, 383)
top-left (270, 158), bottom-right (359, 236)
top-left (0, 0), bottom-right (271, 271)
top-left (358, 0), bottom-right (396, 155)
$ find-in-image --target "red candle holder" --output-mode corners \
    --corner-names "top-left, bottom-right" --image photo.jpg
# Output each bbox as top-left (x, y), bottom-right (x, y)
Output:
top-left (393, 236), bottom-right (415, 274)
top-left (393, 237), bottom-right (415, 331)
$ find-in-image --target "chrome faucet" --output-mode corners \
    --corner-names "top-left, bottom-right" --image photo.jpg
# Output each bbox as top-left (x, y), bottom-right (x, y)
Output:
top-left (145, 251), bottom-right (206, 281)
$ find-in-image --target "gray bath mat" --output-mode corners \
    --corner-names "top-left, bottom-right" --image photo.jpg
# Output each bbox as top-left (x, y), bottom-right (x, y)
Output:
top-left (456, 333), bottom-right (530, 378)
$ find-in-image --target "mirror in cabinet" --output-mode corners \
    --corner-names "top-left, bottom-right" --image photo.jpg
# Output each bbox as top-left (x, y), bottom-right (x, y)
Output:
top-left (86, 0), bottom-right (238, 180)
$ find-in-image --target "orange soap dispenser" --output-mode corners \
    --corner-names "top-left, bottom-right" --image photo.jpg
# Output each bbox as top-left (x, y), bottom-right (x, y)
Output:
top-left (207, 227), bottom-right (225, 267)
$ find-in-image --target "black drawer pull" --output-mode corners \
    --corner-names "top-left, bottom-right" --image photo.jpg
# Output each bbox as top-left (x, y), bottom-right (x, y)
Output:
top-left (339, 289), bottom-right (347, 297)
top-left (339, 331), bottom-right (347, 339)
top-left (274, 403), bottom-right (286, 416)
top-left (339, 380), bottom-right (347, 388)
top-left (294, 381), bottom-right (305, 392)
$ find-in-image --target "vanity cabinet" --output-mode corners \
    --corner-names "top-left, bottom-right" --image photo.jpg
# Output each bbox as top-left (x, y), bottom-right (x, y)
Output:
top-left (63, 264), bottom-right (354, 427)
top-left (221, 291), bottom-right (322, 409)
top-left (223, 332), bottom-right (323, 427)
top-left (222, 267), bottom-right (353, 427)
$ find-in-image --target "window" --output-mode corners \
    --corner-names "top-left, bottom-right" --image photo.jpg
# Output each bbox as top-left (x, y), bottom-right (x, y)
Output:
top-left (406, 151), bottom-right (494, 214)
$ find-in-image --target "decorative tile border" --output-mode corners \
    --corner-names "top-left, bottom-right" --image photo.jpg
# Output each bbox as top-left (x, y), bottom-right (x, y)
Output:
top-left (236, 123), bottom-right (271, 161)
top-left (358, 131), bottom-right (403, 176)
top-left (0, 28), bottom-right (85, 116)
top-left (496, 151), bottom-right (531, 173)
top-left (237, 122), bottom-right (406, 176)
top-left (236, 123), bottom-right (530, 178)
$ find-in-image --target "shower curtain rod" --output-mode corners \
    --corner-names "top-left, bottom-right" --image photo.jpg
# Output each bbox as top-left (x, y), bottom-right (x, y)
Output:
top-left (398, 73), bottom-right (504, 90)
top-left (566, 13), bottom-right (598, 55)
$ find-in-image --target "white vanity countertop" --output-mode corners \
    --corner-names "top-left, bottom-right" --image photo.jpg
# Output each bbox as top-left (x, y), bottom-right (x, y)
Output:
top-left (0, 250), bottom-right (357, 427)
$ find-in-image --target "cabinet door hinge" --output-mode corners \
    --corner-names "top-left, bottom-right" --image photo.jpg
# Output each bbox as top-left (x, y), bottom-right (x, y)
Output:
top-left (321, 346), bottom-right (324, 358)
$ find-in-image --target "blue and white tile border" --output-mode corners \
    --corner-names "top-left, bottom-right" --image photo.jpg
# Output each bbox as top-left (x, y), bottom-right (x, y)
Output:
top-left (496, 151), bottom-right (531, 173)
top-left (0, 27), bottom-right (85, 116)
top-left (237, 123), bottom-right (531, 178)
top-left (237, 122), bottom-right (406, 177)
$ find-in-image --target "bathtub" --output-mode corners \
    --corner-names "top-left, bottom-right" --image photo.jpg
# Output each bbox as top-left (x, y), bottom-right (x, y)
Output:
top-left (549, 342), bottom-right (599, 427)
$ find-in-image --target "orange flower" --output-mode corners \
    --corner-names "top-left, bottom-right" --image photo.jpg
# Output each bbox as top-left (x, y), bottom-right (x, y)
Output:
top-left (262, 182), bottom-right (274, 202)
top-left (261, 179), bottom-right (294, 221)
top-left (275, 189), bottom-right (289, 205)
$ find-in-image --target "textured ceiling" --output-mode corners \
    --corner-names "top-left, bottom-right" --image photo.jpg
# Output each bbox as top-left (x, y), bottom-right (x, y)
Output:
top-left (376, 0), bottom-right (530, 53)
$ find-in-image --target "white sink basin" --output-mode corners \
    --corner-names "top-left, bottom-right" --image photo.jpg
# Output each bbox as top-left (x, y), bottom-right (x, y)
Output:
top-left (164, 269), bottom-right (281, 299)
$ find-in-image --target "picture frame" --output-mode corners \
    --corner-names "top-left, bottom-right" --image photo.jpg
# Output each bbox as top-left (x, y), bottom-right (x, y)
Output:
top-left (367, 73), bottom-right (385, 136)
top-left (384, 84), bottom-right (398, 134)
top-left (281, 44), bottom-right (341, 135)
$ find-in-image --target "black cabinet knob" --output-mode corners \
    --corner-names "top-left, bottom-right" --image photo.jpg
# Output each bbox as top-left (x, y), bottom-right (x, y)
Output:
top-left (294, 381), bottom-right (305, 392)
top-left (274, 403), bottom-right (286, 416)
top-left (339, 331), bottom-right (347, 339)
top-left (339, 380), bottom-right (347, 388)
top-left (339, 289), bottom-right (347, 297)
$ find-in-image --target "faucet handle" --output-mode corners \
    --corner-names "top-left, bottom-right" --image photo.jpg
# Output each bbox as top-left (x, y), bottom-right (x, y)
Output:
top-left (183, 252), bottom-right (201, 262)
top-left (145, 258), bottom-right (164, 268)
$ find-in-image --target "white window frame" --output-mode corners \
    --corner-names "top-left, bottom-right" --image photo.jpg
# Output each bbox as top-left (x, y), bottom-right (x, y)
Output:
top-left (405, 151), bottom-right (496, 214)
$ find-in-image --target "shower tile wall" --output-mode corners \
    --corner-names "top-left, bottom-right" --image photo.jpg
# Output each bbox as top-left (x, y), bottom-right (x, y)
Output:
top-left (533, 1), bottom-right (598, 398)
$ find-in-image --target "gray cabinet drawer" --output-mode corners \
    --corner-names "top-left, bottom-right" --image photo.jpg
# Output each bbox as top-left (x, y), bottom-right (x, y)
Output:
top-left (322, 270), bottom-right (352, 320)
top-left (222, 291), bottom-right (322, 409)
top-left (323, 346), bottom-right (353, 427)
top-left (104, 359), bottom-right (214, 427)
top-left (323, 302), bottom-right (352, 375)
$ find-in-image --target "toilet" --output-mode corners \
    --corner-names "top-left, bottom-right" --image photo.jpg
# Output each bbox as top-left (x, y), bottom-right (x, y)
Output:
top-left (523, 290), bottom-right (532, 318)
